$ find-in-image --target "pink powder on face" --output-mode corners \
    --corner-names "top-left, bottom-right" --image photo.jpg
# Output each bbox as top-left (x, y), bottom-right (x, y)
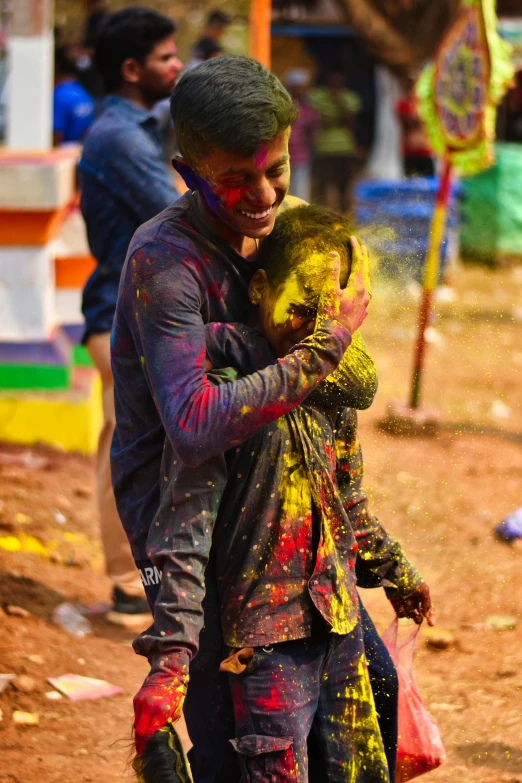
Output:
top-left (254, 145), bottom-right (268, 169)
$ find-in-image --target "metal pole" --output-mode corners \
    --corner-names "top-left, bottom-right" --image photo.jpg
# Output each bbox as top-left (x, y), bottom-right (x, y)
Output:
top-left (410, 155), bottom-right (452, 409)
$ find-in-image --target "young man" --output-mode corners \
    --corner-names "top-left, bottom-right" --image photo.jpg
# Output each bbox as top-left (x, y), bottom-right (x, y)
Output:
top-left (111, 56), bottom-right (429, 782)
top-left (79, 7), bottom-right (182, 623)
top-left (53, 46), bottom-right (95, 146)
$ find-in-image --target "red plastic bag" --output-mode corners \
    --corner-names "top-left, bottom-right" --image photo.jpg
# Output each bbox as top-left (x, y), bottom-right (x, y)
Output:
top-left (381, 618), bottom-right (445, 782)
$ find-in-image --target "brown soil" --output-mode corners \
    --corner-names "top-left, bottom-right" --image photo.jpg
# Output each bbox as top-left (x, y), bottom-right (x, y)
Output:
top-left (1, 264), bottom-right (522, 783)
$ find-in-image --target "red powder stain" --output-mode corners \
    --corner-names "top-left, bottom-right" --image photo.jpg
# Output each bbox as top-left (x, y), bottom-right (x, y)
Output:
top-left (255, 687), bottom-right (284, 712)
top-left (272, 516), bottom-right (311, 568)
top-left (143, 291), bottom-right (151, 304)
top-left (206, 280), bottom-right (224, 305)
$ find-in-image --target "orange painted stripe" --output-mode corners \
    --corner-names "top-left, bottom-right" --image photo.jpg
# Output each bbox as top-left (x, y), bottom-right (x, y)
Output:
top-left (0, 206), bottom-right (71, 245)
top-left (55, 255), bottom-right (96, 288)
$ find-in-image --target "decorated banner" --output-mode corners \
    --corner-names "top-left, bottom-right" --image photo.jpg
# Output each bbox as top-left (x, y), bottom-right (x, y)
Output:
top-left (416, 0), bottom-right (513, 178)
top-left (408, 0), bottom-right (513, 410)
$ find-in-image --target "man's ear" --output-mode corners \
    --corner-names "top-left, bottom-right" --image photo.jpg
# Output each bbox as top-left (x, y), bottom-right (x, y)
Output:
top-left (248, 269), bottom-right (269, 306)
top-left (121, 57), bottom-right (141, 85)
top-left (172, 156), bottom-right (201, 191)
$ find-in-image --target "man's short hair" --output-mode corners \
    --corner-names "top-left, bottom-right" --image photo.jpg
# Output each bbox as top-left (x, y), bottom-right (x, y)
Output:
top-left (258, 205), bottom-right (353, 291)
top-left (55, 47), bottom-right (77, 77)
top-left (95, 6), bottom-right (176, 93)
top-left (170, 55), bottom-right (298, 164)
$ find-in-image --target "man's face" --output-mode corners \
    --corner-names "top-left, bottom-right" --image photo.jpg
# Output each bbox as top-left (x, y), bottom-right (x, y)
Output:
top-left (253, 258), bottom-right (328, 358)
top-left (139, 36), bottom-right (183, 103)
top-left (185, 131), bottom-right (290, 240)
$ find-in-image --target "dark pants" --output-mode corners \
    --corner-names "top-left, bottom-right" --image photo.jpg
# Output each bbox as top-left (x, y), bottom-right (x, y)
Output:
top-left (138, 564), bottom-right (398, 783)
top-left (227, 620), bottom-right (389, 783)
top-left (312, 154), bottom-right (357, 214)
top-left (184, 601), bottom-right (398, 783)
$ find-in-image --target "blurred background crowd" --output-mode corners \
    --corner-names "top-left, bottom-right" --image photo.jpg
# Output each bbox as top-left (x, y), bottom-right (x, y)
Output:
top-left (0, 0), bottom-right (520, 213)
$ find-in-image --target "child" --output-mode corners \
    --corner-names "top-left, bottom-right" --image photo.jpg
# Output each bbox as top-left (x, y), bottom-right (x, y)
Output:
top-left (137, 206), bottom-right (432, 782)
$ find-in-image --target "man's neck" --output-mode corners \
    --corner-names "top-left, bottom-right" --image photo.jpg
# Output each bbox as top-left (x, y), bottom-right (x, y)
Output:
top-left (114, 85), bottom-right (154, 112)
top-left (196, 194), bottom-right (257, 260)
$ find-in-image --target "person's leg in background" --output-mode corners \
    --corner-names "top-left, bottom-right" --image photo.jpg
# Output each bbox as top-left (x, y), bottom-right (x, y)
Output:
top-left (335, 154), bottom-right (357, 216)
top-left (86, 332), bottom-right (149, 622)
top-left (359, 601), bottom-right (398, 783)
top-left (312, 154), bottom-right (329, 208)
top-left (289, 162), bottom-right (312, 203)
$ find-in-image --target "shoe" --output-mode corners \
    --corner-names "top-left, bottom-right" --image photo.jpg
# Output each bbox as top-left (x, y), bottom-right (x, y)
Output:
top-left (105, 587), bottom-right (151, 629)
top-left (133, 724), bottom-right (193, 783)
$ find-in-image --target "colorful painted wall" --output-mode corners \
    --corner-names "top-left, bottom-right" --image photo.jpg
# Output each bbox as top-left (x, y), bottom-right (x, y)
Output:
top-left (0, 148), bottom-right (101, 454)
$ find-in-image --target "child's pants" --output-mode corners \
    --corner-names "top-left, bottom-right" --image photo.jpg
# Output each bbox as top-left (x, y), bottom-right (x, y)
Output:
top-left (227, 623), bottom-right (390, 783)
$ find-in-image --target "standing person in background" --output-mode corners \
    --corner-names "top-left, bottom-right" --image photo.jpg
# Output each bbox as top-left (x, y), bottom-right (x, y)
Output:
top-left (53, 47), bottom-right (95, 146)
top-left (396, 76), bottom-right (434, 177)
top-left (187, 9), bottom-right (231, 68)
top-left (309, 69), bottom-right (361, 214)
top-left (284, 68), bottom-right (320, 203)
top-left (79, 7), bottom-right (182, 625)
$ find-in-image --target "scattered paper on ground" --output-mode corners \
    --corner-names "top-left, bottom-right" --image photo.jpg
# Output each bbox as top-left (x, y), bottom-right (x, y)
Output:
top-left (47, 674), bottom-right (123, 701)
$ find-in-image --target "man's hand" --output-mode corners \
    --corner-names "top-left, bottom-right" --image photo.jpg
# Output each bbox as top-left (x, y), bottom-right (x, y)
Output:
top-left (385, 582), bottom-right (435, 626)
top-left (134, 670), bottom-right (188, 756)
top-left (316, 238), bottom-right (371, 336)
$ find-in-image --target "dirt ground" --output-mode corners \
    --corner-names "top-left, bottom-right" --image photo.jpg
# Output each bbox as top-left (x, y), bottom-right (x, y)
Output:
top-left (0, 263), bottom-right (521, 783)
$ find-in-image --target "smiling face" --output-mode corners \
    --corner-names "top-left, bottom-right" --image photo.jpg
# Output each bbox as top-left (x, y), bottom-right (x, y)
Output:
top-left (250, 254), bottom-right (330, 358)
top-left (174, 130), bottom-right (290, 241)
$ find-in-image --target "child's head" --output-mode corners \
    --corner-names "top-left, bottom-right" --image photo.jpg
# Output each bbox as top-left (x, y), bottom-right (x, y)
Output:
top-left (170, 55), bottom-right (298, 240)
top-left (251, 205), bottom-right (353, 357)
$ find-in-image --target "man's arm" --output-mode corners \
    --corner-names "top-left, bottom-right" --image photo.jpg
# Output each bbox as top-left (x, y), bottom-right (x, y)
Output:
top-left (309, 330), bottom-right (378, 410)
top-left (123, 245), bottom-right (368, 468)
top-left (335, 408), bottom-right (433, 623)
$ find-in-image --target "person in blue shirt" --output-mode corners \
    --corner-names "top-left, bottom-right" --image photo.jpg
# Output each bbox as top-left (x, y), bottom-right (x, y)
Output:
top-left (53, 47), bottom-right (95, 146)
top-left (79, 7), bottom-right (183, 623)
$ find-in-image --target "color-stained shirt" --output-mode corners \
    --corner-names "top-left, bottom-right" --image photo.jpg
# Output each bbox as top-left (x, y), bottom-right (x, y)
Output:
top-left (79, 95), bottom-right (179, 340)
top-left (134, 324), bottom-right (421, 671)
top-left (309, 87), bottom-right (361, 156)
top-left (111, 191), bottom-right (377, 569)
top-left (53, 80), bottom-right (95, 143)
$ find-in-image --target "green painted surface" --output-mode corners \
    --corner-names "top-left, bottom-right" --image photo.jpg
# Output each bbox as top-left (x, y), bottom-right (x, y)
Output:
top-left (0, 364), bottom-right (71, 391)
top-left (461, 143), bottom-right (522, 263)
top-left (72, 344), bottom-right (94, 368)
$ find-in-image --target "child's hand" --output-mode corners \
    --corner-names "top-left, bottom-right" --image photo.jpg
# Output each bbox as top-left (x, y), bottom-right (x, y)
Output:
top-left (316, 239), bottom-right (371, 335)
top-left (134, 669), bottom-right (188, 755)
top-left (386, 582), bottom-right (435, 627)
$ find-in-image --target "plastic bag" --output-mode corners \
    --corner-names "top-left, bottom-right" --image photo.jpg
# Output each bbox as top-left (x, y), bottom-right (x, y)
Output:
top-left (381, 618), bottom-right (445, 782)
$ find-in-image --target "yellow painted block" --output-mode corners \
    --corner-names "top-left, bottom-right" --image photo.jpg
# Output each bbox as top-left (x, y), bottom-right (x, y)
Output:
top-left (0, 368), bottom-right (102, 454)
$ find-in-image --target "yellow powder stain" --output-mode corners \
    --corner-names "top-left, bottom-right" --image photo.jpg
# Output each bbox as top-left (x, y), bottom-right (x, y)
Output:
top-left (0, 534), bottom-right (55, 558)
